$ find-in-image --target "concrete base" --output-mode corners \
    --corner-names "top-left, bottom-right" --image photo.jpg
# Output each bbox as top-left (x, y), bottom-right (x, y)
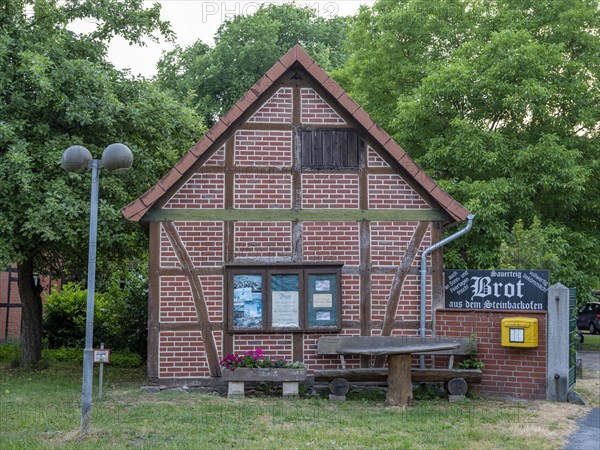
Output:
top-left (227, 381), bottom-right (245, 399)
top-left (329, 394), bottom-right (346, 401)
top-left (141, 386), bottom-right (161, 393)
top-left (448, 394), bottom-right (466, 403)
top-left (567, 389), bottom-right (588, 406)
top-left (282, 382), bottom-right (299, 398)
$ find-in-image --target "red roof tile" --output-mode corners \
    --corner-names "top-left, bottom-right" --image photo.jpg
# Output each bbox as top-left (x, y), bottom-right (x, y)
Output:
top-left (122, 44), bottom-right (469, 223)
top-left (220, 104), bottom-right (244, 127)
top-left (337, 92), bottom-right (361, 115)
top-left (264, 60), bottom-right (288, 82)
top-left (173, 151), bottom-right (197, 175)
top-left (139, 184), bottom-right (166, 208)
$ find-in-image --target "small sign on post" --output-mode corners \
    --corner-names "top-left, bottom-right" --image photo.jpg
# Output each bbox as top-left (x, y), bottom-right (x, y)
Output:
top-left (94, 344), bottom-right (110, 400)
top-left (93, 347), bottom-right (110, 363)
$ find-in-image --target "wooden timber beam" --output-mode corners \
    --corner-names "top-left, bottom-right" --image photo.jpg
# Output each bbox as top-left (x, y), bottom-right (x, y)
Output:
top-left (162, 222), bottom-right (222, 377)
top-left (145, 209), bottom-right (449, 222)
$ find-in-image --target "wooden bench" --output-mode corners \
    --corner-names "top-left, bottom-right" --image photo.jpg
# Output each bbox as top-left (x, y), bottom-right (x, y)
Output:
top-left (314, 336), bottom-right (483, 402)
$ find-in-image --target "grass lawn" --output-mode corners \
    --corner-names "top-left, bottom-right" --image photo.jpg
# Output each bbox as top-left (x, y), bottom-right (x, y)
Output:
top-left (0, 344), bottom-right (597, 449)
top-left (579, 332), bottom-right (600, 351)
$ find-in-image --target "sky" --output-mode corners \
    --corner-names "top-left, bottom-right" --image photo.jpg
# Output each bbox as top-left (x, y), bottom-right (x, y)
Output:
top-left (105, 0), bottom-right (375, 77)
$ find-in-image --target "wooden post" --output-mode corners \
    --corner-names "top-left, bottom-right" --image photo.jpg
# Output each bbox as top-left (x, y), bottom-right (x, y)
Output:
top-left (385, 354), bottom-right (412, 407)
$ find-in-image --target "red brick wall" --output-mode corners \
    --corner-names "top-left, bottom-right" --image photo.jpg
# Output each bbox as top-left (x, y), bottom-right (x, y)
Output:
top-left (248, 88), bottom-right (292, 123)
top-left (436, 309), bottom-right (547, 400)
top-left (341, 275), bottom-right (360, 323)
top-left (159, 331), bottom-right (222, 378)
top-left (205, 145), bottom-right (225, 166)
top-left (159, 275), bottom-right (223, 323)
top-left (367, 146), bottom-right (389, 167)
top-left (368, 174), bottom-right (430, 209)
top-left (233, 334), bottom-right (293, 361)
top-left (234, 130), bottom-right (292, 166)
top-left (234, 173), bottom-right (292, 209)
top-left (164, 173), bottom-right (224, 209)
top-left (1, 267), bottom-right (60, 341)
top-left (202, 275), bottom-right (224, 322)
top-left (0, 270), bottom-right (19, 339)
top-left (302, 222), bottom-right (360, 265)
top-left (159, 276), bottom-right (197, 323)
top-left (370, 274), bottom-right (426, 326)
top-left (234, 222), bottom-right (292, 261)
top-left (301, 88), bottom-right (346, 124)
top-left (160, 222), bottom-right (224, 268)
top-left (371, 221), bottom-right (430, 265)
top-left (302, 174), bottom-right (360, 209)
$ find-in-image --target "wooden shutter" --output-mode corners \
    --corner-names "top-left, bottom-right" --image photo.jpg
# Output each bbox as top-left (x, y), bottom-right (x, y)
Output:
top-left (301, 129), bottom-right (361, 169)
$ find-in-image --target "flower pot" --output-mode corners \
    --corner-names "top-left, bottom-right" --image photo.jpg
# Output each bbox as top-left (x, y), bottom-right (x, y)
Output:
top-left (221, 368), bottom-right (307, 399)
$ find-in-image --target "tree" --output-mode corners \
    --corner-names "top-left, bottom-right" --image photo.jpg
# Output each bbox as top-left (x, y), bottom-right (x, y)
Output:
top-left (156, 3), bottom-right (352, 125)
top-left (340, 0), bottom-right (600, 301)
top-left (0, 0), bottom-right (205, 365)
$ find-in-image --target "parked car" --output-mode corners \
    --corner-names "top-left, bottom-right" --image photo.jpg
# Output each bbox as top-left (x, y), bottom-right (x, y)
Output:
top-left (576, 302), bottom-right (600, 334)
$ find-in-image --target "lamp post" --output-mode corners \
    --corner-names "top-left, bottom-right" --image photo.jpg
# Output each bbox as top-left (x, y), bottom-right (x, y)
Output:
top-left (61, 143), bottom-right (133, 434)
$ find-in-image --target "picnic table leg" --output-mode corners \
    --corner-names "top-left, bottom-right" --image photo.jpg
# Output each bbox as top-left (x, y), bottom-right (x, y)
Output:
top-left (385, 354), bottom-right (412, 407)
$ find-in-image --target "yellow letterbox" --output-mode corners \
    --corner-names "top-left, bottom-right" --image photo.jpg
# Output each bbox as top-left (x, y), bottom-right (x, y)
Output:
top-left (501, 317), bottom-right (538, 348)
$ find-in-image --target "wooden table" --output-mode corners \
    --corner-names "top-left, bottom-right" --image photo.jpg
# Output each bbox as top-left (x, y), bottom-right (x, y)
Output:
top-left (337, 339), bottom-right (460, 407)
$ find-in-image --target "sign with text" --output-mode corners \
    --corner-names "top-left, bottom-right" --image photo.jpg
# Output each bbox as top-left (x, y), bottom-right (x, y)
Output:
top-left (93, 349), bottom-right (111, 363)
top-left (444, 269), bottom-right (549, 311)
top-left (271, 290), bottom-right (299, 328)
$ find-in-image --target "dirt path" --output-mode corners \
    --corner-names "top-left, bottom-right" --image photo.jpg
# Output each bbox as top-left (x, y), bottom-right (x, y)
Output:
top-left (559, 350), bottom-right (600, 448)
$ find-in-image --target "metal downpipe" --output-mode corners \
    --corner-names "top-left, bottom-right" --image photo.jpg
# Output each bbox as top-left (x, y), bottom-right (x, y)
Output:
top-left (419, 214), bottom-right (475, 338)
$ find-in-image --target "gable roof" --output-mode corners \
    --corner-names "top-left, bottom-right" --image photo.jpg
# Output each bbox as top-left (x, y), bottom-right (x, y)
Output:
top-left (122, 45), bottom-right (469, 223)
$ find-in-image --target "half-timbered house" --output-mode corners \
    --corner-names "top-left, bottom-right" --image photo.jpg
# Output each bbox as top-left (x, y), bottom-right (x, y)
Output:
top-left (122, 46), bottom-right (548, 399)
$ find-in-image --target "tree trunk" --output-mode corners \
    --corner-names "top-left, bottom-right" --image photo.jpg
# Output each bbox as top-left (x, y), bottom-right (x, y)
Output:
top-left (18, 259), bottom-right (43, 366)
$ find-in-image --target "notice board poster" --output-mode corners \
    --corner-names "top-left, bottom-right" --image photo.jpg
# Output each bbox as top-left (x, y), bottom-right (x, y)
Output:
top-left (233, 274), bottom-right (263, 329)
top-left (444, 269), bottom-right (549, 311)
top-left (307, 273), bottom-right (338, 329)
top-left (271, 273), bottom-right (300, 329)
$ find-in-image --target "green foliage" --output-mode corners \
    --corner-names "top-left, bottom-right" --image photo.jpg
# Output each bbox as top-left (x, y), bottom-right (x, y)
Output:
top-left (0, 342), bottom-right (21, 367)
top-left (156, 3), bottom-right (351, 125)
top-left (340, 0), bottom-right (600, 302)
top-left (500, 218), bottom-right (599, 303)
top-left (457, 356), bottom-right (485, 371)
top-left (457, 334), bottom-right (484, 370)
top-left (108, 349), bottom-right (143, 368)
top-left (41, 347), bottom-right (142, 368)
top-left (0, 343), bottom-right (143, 368)
top-left (43, 283), bottom-right (108, 349)
top-left (43, 260), bottom-right (148, 358)
top-left (42, 347), bottom-right (83, 364)
top-left (413, 383), bottom-right (443, 400)
top-left (99, 259), bottom-right (149, 357)
top-left (0, 0), bottom-right (204, 363)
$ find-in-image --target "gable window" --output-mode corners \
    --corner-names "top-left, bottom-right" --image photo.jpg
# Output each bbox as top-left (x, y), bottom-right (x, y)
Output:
top-left (300, 128), bottom-right (362, 169)
top-left (227, 264), bottom-right (342, 332)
